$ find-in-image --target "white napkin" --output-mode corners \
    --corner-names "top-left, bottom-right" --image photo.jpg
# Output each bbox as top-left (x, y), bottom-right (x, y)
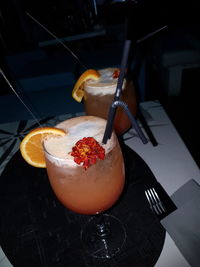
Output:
top-left (161, 179), bottom-right (200, 267)
top-left (171, 179), bottom-right (200, 207)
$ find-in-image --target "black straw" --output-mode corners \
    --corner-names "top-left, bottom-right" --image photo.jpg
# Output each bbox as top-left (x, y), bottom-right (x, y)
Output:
top-left (102, 38), bottom-right (148, 145)
top-left (103, 101), bottom-right (148, 144)
top-left (102, 40), bottom-right (131, 144)
top-left (114, 40), bottom-right (132, 101)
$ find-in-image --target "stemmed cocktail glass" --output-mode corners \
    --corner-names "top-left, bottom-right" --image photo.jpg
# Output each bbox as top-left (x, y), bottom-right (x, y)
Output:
top-left (43, 116), bottom-right (126, 258)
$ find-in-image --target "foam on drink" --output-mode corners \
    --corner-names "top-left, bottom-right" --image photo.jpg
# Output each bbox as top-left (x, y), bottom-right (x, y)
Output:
top-left (43, 116), bottom-right (125, 215)
top-left (85, 68), bottom-right (125, 95)
top-left (43, 116), bottom-right (115, 167)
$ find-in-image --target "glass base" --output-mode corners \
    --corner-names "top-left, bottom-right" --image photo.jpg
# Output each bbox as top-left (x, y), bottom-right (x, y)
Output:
top-left (80, 214), bottom-right (126, 259)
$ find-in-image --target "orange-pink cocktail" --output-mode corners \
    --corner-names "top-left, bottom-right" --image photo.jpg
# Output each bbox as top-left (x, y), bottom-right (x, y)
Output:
top-left (84, 68), bottom-right (137, 135)
top-left (43, 116), bottom-right (125, 215)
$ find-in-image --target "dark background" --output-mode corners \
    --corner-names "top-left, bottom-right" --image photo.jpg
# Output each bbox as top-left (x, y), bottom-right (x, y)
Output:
top-left (0, 0), bottom-right (200, 166)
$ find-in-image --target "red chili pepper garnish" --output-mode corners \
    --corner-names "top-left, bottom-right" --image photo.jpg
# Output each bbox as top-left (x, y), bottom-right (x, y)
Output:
top-left (70, 137), bottom-right (105, 170)
top-left (113, 69), bottom-right (120, 79)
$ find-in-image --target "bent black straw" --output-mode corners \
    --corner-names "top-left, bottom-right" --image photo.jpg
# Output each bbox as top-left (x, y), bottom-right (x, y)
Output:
top-left (102, 40), bottom-right (131, 144)
top-left (103, 101), bottom-right (148, 144)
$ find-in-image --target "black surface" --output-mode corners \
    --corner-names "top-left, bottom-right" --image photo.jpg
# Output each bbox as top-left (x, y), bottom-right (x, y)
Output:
top-left (0, 144), bottom-right (166, 267)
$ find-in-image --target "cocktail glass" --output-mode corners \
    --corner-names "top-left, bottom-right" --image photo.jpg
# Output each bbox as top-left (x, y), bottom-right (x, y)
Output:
top-left (83, 68), bottom-right (137, 135)
top-left (43, 116), bottom-right (126, 258)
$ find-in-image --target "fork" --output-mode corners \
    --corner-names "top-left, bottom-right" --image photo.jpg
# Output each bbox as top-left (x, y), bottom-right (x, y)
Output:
top-left (145, 187), bottom-right (166, 216)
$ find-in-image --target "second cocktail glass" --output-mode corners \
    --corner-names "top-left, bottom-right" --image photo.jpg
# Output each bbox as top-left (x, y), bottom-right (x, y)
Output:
top-left (43, 116), bottom-right (126, 258)
top-left (83, 68), bottom-right (137, 135)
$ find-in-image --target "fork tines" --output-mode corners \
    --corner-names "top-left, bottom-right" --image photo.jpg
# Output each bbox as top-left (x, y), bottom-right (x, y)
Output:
top-left (145, 187), bottom-right (166, 216)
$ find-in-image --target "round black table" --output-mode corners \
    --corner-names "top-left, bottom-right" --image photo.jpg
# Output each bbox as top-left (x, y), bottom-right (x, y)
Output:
top-left (0, 143), bottom-right (165, 267)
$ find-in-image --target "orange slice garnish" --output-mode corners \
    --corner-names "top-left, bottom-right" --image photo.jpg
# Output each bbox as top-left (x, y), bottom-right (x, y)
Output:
top-left (20, 127), bottom-right (66, 168)
top-left (72, 69), bottom-right (100, 102)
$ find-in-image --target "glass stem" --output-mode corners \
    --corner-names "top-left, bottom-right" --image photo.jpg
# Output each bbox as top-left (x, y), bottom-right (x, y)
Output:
top-left (96, 214), bottom-right (110, 238)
